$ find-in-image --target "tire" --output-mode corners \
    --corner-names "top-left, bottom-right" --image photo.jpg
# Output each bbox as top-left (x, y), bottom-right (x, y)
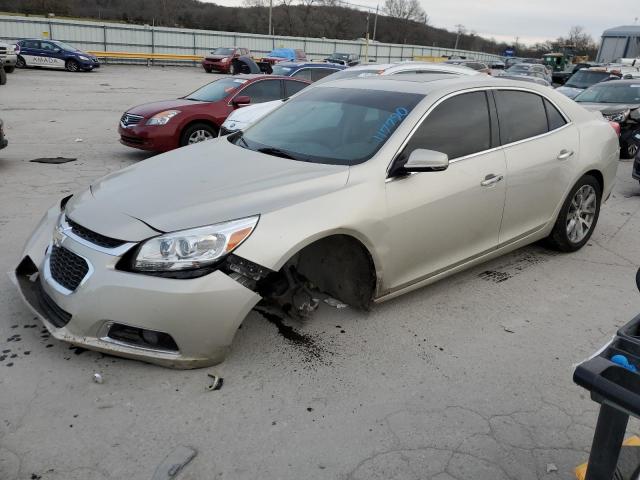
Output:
top-left (4, 66), bottom-right (15, 73)
top-left (179, 123), bottom-right (217, 147)
top-left (621, 141), bottom-right (639, 160)
top-left (16, 56), bottom-right (26, 68)
top-left (65, 59), bottom-right (79, 72)
top-left (0, 68), bottom-right (6, 86)
top-left (204, 67), bottom-right (212, 73)
top-left (545, 174), bottom-right (601, 252)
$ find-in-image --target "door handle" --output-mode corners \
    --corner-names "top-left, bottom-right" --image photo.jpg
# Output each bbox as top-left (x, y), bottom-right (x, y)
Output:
top-left (481, 174), bottom-right (504, 187)
top-left (557, 149), bottom-right (574, 160)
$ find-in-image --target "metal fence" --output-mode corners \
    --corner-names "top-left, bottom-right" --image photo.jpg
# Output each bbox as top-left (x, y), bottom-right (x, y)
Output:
top-left (0, 14), bottom-right (503, 65)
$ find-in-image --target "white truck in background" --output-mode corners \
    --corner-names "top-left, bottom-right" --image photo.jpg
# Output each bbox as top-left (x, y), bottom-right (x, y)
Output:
top-left (0, 41), bottom-right (18, 73)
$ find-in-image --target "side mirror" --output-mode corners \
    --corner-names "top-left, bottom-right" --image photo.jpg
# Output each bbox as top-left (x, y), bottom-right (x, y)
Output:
top-left (232, 95), bottom-right (251, 107)
top-left (636, 267), bottom-right (640, 293)
top-left (404, 149), bottom-right (449, 172)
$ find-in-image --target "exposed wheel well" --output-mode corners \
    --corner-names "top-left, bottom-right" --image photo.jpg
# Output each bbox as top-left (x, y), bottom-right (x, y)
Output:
top-left (584, 169), bottom-right (603, 193)
top-left (265, 234), bottom-right (377, 310)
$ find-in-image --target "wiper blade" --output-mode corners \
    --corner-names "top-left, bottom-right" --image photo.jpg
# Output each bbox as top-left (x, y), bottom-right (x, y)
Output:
top-left (257, 147), bottom-right (297, 160)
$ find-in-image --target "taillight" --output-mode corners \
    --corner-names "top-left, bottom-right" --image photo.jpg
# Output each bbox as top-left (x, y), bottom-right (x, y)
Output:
top-left (609, 121), bottom-right (621, 137)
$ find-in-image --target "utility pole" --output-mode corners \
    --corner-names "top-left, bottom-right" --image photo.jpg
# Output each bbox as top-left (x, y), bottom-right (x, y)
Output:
top-left (365, 9), bottom-right (370, 62)
top-left (268, 0), bottom-right (273, 35)
top-left (372, 4), bottom-right (379, 42)
top-left (454, 24), bottom-right (464, 50)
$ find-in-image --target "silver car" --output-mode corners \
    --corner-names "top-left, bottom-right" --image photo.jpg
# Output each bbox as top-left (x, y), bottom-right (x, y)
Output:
top-left (14, 75), bottom-right (619, 368)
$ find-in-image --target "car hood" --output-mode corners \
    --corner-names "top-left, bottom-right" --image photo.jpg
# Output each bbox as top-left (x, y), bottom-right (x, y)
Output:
top-left (125, 99), bottom-right (207, 117)
top-left (556, 86), bottom-right (583, 99)
top-left (66, 138), bottom-right (350, 241)
top-left (578, 103), bottom-right (640, 114)
top-left (226, 100), bottom-right (283, 124)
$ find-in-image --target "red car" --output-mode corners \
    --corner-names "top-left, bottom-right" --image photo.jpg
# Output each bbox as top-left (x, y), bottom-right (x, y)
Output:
top-left (202, 47), bottom-right (250, 74)
top-left (118, 75), bottom-right (310, 152)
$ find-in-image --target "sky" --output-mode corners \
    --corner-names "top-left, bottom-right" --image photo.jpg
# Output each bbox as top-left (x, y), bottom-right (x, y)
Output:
top-left (203, 0), bottom-right (640, 45)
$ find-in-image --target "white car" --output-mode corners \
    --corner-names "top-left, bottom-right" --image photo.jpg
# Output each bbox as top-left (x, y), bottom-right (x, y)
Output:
top-left (220, 62), bottom-right (481, 135)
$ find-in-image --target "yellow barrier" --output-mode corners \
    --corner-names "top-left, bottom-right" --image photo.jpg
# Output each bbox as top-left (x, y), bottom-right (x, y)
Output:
top-left (87, 51), bottom-right (203, 61)
top-left (413, 55), bottom-right (447, 63)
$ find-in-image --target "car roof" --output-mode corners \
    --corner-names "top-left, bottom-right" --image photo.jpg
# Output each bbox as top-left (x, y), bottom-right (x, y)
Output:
top-left (232, 74), bottom-right (305, 81)
top-left (344, 62), bottom-right (480, 76)
top-left (276, 62), bottom-right (344, 68)
top-left (589, 79), bottom-right (640, 86)
top-left (316, 74), bottom-right (546, 95)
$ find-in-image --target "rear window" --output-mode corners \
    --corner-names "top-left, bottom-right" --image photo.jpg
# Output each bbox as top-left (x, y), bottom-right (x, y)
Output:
top-left (314, 68), bottom-right (381, 85)
top-left (185, 78), bottom-right (248, 102)
top-left (565, 70), bottom-right (612, 89)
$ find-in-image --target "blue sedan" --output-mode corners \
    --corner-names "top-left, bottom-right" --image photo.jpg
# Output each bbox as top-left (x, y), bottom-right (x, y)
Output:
top-left (270, 62), bottom-right (346, 82)
top-left (15, 39), bottom-right (100, 72)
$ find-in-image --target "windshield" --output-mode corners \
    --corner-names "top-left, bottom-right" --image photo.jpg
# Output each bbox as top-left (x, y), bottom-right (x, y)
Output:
top-left (575, 83), bottom-right (640, 104)
top-left (272, 65), bottom-right (294, 75)
top-left (232, 87), bottom-right (423, 165)
top-left (565, 71), bottom-right (612, 89)
top-left (212, 48), bottom-right (234, 55)
top-left (185, 78), bottom-right (248, 102)
top-left (52, 41), bottom-right (78, 51)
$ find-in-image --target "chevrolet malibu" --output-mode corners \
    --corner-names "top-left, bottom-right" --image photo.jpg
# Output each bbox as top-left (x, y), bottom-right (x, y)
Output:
top-left (118, 74), bottom-right (309, 152)
top-left (15, 75), bottom-right (619, 368)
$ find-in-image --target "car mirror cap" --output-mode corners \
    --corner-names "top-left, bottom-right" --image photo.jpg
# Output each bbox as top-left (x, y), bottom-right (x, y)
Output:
top-left (404, 149), bottom-right (450, 172)
top-left (232, 95), bottom-right (251, 107)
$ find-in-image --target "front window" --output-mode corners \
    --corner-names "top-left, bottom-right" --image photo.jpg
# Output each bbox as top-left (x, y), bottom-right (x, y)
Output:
top-left (232, 87), bottom-right (423, 165)
top-left (184, 78), bottom-right (248, 102)
top-left (575, 83), bottom-right (640, 104)
top-left (566, 71), bottom-right (614, 89)
top-left (52, 41), bottom-right (77, 51)
top-left (212, 48), bottom-right (234, 55)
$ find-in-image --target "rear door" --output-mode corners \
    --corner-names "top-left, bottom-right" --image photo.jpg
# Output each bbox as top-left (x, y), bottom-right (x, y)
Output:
top-left (494, 89), bottom-right (579, 244)
top-left (19, 40), bottom-right (42, 67)
top-left (385, 90), bottom-right (507, 290)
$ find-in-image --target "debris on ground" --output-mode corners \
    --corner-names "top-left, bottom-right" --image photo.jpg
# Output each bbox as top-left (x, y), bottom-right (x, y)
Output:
top-left (92, 373), bottom-right (104, 384)
top-left (30, 157), bottom-right (77, 164)
top-left (502, 326), bottom-right (515, 334)
top-left (546, 463), bottom-right (558, 473)
top-left (74, 138), bottom-right (83, 142)
top-left (151, 445), bottom-right (197, 480)
top-left (206, 374), bottom-right (223, 391)
top-left (324, 297), bottom-right (348, 309)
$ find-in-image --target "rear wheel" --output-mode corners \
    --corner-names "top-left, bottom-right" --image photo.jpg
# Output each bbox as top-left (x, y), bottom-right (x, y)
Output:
top-left (204, 67), bottom-right (212, 73)
top-left (545, 174), bottom-right (601, 252)
top-left (4, 66), bottom-right (15, 73)
top-left (65, 59), bottom-right (79, 72)
top-left (16, 56), bottom-right (26, 68)
top-left (180, 123), bottom-right (217, 147)
top-left (621, 141), bottom-right (639, 159)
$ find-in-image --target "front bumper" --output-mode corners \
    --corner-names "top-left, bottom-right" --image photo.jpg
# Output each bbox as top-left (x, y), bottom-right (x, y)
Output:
top-left (2, 54), bottom-right (16, 67)
top-left (78, 59), bottom-right (100, 70)
top-left (118, 123), bottom-right (178, 152)
top-left (12, 207), bottom-right (261, 368)
top-left (202, 59), bottom-right (230, 73)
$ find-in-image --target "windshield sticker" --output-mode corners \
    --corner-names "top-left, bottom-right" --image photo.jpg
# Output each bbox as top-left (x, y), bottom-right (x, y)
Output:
top-left (233, 79), bottom-right (248, 84)
top-left (372, 107), bottom-right (410, 142)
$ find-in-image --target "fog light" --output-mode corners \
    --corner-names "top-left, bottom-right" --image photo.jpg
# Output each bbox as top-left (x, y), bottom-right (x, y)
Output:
top-left (107, 323), bottom-right (179, 352)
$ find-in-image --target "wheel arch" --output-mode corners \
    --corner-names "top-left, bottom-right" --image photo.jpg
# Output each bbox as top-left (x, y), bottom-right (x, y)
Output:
top-left (179, 118), bottom-right (220, 143)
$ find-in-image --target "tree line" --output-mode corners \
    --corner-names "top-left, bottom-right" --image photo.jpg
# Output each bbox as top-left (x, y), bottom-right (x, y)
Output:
top-left (0, 0), bottom-right (600, 59)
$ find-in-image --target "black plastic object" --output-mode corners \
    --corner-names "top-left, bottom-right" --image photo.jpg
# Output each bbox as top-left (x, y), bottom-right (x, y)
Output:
top-left (574, 310), bottom-right (640, 480)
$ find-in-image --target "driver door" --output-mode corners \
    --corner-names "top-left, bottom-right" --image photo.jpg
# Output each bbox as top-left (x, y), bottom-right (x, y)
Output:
top-left (384, 90), bottom-right (507, 291)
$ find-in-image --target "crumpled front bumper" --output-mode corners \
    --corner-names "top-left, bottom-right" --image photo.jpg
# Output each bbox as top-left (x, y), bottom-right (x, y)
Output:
top-left (12, 206), bottom-right (261, 368)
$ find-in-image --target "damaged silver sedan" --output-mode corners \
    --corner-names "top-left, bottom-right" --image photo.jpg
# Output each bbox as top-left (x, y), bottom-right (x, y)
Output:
top-left (14, 75), bottom-right (620, 368)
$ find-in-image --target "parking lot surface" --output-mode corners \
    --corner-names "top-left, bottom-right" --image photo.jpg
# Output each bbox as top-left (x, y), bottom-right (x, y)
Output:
top-left (1, 65), bottom-right (640, 480)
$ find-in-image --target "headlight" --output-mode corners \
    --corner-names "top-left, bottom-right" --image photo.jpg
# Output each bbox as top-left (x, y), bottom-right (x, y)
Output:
top-left (221, 57), bottom-right (230, 62)
top-left (146, 110), bottom-right (181, 126)
top-left (78, 55), bottom-right (89, 61)
top-left (604, 110), bottom-right (630, 123)
top-left (133, 216), bottom-right (258, 272)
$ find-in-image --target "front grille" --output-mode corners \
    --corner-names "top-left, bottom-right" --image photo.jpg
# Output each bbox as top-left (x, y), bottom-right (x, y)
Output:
top-left (120, 113), bottom-right (144, 127)
top-left (120, 134), bottom-right (144, 145)
top-left (49, 246), bottom-right (89, 292)
top-left (36, 279), bottom-right (72, 327)
top-left (66, 216), bottom-right (126, 249)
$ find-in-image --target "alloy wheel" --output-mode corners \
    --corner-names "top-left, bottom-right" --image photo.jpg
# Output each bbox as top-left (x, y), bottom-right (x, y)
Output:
top-left (566, 184), bottom-right (597, 244)
top-left (188, 129), bottom-right (213, 144)
top-left (628, 142), bottom-right (639, 159)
